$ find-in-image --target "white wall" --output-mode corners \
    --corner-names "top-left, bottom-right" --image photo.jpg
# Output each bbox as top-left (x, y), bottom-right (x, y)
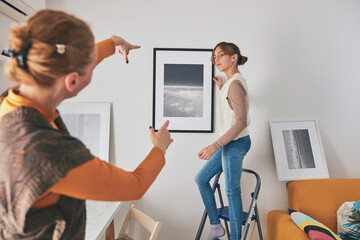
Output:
top-left (42, 0), bottom-right (360, 239)
top-left (0, 12), bottom-right (16, 93)
top-left (0, 0), bottom-right (46, 92)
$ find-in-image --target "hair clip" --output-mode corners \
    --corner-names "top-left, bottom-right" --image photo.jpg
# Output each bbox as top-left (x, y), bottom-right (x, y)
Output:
top-left (3, 43), bottom-right (31, 70)
top-left (2, 46), bottom-right (15, 57)
top-left (56, 44), bottom-right (66, 54)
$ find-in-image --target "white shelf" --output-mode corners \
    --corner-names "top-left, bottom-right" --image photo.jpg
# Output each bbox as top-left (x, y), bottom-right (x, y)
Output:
top-left (85, 201), bottom-right (130, 240)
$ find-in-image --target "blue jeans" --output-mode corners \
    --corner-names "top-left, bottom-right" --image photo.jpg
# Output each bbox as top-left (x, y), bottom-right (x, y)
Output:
top-left (195, 135), bottom-right (251, 240)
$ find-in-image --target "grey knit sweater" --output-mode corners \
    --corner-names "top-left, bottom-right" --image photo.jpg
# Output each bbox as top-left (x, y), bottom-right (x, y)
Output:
top-left (0, 91), bottom-right (94, 239)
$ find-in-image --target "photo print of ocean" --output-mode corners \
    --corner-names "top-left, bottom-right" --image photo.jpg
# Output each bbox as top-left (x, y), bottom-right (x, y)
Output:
top-left (163, 64), bottom-right (204, 117)
top-left (282, 129), bottom-right (315, 169)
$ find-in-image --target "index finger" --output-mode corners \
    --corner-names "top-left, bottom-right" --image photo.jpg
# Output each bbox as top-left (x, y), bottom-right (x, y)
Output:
top-left (131, 45), bottom-right (141, 50)
top-left (159, 120), bottom-right (170, 130)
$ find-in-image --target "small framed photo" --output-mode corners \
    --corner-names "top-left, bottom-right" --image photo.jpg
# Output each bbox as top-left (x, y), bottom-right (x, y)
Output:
top-left (153, 48), bottom-right (214, 132)
top-left (269, 120), bottom-right (329, 181)
top-left (58, 102), bottom-right (111, 162)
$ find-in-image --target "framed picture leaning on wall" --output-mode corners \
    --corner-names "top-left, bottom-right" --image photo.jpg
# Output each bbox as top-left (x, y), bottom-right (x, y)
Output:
top-left (153, 48), bottom-right (214, 132)
top-left (269, 120), bottom-right (329, 181)
top-left (58, 102), bottom-right (111, 162)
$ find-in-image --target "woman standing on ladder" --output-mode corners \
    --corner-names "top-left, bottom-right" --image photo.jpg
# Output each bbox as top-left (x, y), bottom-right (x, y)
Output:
top-left (195, 41), bottom-right (251, 240)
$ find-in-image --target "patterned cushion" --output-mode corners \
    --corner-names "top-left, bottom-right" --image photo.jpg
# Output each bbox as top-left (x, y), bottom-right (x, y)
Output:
top-left (289, 209), bottom-right (341, 240)
top-left (337, 201), bottom-right (360, 240)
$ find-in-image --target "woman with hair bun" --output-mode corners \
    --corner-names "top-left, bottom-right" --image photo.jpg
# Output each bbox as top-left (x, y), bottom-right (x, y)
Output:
top-left (0, 9), bottom-right (172, 239)
top-left (195, 42), bottom-right (251, 240)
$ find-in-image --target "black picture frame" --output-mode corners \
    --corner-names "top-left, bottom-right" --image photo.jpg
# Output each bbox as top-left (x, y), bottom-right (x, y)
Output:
top-left (153, 48), bottom-right (214, 133)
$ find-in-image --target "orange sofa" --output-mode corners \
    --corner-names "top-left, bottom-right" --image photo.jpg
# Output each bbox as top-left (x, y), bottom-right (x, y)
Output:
top-left (267, 178), bottom-right (360, 240)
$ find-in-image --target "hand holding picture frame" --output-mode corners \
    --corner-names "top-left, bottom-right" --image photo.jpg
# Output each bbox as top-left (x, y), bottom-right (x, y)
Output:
top-left (270, 120), bottom-right (329, 181)
top-left (153, 48), bottom-right (214, 132)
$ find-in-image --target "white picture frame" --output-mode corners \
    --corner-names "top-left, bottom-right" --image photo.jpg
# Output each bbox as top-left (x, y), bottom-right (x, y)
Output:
top-left (58, 102), bottom-right (111, 162)
top-left (153, 48), bottom-right (214, 132)
top-left (269, 120), bottom-right (329, 181)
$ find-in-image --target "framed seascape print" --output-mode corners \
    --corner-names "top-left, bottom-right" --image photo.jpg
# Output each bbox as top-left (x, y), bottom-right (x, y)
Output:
top-left (269, 120), bottom-right (329, 181)
top-left (58, 102), bottom-right (111, 162)
top-left (153, 48), bottom-right (214, 132)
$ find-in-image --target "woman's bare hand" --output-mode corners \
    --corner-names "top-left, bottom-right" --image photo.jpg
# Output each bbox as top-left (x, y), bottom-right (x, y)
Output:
top-left (213, 76), bottom-right (224, 89)
top-left (110, 35), bottom-right (140, 63)
top-left (198, 145), bottom-right (216, 160)
top-left (149, 120), bottom-right (173, 153)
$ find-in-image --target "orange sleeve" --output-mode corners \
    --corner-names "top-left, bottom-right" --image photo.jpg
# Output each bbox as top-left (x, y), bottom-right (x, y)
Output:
top-left (49, 147), bottom-right (165, 201)
top-left (96, 38), bottom-right (116, 65)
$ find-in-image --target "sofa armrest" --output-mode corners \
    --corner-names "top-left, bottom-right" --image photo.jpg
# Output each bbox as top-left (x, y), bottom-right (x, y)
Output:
top-left (267, 210), bottom-right (309, 240)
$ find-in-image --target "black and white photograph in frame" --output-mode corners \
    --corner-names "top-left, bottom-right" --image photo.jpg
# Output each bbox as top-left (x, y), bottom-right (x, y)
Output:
top-left (282, 129), bottom-right (315, 169)
top-left (163, 63), bottom-right (204, 118)
top-left (270, 120), bottom-right (329, 181)
top-left (153, 48), bottom-right (214, 132)
top-left (58, 102), bottom-right (111, 162)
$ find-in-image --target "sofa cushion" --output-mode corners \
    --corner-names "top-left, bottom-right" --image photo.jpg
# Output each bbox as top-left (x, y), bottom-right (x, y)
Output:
top-left (290, 210), bottom-right (341, 240)
top-left (287, 179), bottom-right (360, 232)
top-left (337, 201), bottom-right (360, 240)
